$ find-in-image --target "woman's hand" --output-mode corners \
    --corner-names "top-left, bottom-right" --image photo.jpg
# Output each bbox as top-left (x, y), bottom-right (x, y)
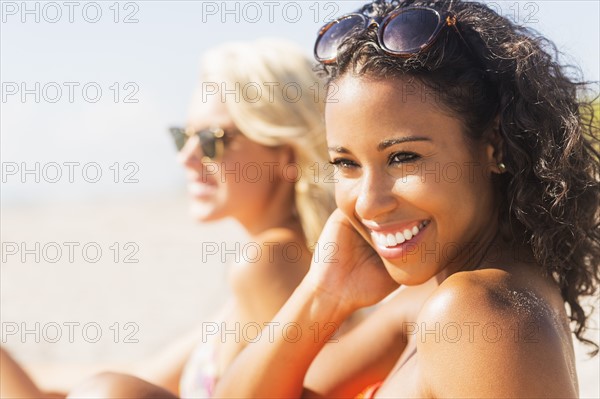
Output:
top-left (307, 209), bottom-right (399, 313)
top-left (213, 210), bottom-right (399, 399)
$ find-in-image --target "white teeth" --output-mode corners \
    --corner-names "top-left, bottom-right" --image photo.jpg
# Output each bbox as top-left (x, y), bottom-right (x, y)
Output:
top-left (395, 232), bottom-right (405, 244)
top-left (372, 233), bottom-right (380, 246)
top-left (386, 234), bottom-right (396, 247)
top-left (371, 220), bottom-right (429, 248)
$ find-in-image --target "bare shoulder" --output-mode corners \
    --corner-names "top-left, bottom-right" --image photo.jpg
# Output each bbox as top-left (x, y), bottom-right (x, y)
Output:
top-left (256, 227), bottom-right (311, 266)
top-left (228, 228), bottom-right (311, 316)
top-left (418, 268), bottom-right (556, 325)
top-left (236, 227), bottom-right (310, 282)
top-left (414, 268), bottom-right (578, 397)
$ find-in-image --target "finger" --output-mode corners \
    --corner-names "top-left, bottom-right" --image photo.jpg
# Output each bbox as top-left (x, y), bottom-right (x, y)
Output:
top-left (336, 210), bottom-right (375, 251)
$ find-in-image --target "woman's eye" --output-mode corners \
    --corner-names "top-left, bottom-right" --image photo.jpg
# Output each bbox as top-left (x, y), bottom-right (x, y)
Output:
top-left (389, 152), bottom-right (420, 165)
top-left (329, 158), bottom-right (359, 169)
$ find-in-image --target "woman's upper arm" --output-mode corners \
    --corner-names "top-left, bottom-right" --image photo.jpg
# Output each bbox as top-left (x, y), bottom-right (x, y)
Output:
top-left (415, 278), bottom-right (578, 398)
top-left (303, 295), bottom-right (408, 398)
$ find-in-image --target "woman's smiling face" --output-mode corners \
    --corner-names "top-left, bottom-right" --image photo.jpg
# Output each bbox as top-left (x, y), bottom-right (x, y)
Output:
top-left (326, 75), bottom-right (502, 285)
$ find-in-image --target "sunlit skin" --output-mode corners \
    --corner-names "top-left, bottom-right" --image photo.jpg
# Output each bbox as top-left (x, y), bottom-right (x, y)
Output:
top-left (174, 92), bottom-right (316, 377)
top-left (180, 94), bottom-right (299, 235)
top-left (323, 75), bottom-right (578, 397)
top-left (213, 75), bottom-right (578, 398)
top-left (0, 86), bottom-right (314, 399)
top-left (326, 75), bottom-right (501, 286)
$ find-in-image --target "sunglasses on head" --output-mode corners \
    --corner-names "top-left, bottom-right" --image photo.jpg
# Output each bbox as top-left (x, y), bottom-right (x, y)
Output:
top-left (169, 126), bottom-right (232, 161)
top-left (314, 0), bottom-right (460, 64)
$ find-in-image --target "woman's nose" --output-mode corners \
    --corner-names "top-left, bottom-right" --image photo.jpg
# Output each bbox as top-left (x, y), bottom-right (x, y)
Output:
top-left (354, 169), bottom-right (397, 222)
top-left (177, 135), bottom-right (203, 169)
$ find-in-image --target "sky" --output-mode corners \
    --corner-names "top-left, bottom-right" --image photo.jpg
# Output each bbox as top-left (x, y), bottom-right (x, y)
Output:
top-left (1, 0), bottom-right (599, 205)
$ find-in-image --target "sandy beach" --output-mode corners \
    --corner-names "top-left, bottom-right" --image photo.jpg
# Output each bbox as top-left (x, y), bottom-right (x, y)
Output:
top-left (1, 193), bottom-right (599, 397)
top-left (1, 193), bottom-right (243, 392)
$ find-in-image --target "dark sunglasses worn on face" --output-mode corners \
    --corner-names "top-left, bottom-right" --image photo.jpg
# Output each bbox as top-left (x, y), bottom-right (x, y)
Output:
top-left (169, 126), bottom-right (232, 161)
top-left (314, 0), bottom-right (461, 64)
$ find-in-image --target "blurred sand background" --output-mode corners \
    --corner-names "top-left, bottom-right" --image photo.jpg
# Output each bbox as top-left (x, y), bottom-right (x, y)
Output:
top-left (1, 194), bottom-right (599, 397)
top-left (1, 193), bottom-right (245, 392)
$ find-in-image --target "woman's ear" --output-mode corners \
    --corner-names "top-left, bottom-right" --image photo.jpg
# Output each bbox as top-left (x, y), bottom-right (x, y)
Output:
top-left (282, 144), bottom-right (295, 164)
top-left (485, 116), bottom-right (506, 174)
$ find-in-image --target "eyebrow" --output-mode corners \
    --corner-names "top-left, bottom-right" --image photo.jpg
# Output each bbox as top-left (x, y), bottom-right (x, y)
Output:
top-left (328, 136), bottom-right (431, 154)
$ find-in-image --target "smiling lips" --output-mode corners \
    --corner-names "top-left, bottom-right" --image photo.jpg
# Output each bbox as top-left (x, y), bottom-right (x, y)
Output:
top-left (370, 220), bottom-right (431, 248)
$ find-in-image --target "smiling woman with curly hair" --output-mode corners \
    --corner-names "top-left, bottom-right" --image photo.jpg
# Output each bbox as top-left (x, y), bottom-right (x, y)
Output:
top-left (213, 1), bottom-right (600, 397)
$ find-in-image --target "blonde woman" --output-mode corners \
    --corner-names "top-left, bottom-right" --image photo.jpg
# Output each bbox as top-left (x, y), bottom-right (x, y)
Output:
top-left (172, 38), bottom-right (335, 398)
top-left (0, 38), bottom-right (335, 399)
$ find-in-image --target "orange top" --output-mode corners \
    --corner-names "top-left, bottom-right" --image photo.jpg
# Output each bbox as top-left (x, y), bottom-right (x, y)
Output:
top-left (355, 382), bottom-right (383, 399)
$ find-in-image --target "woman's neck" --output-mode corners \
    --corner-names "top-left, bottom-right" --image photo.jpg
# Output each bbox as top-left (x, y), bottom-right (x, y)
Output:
top-left (435, 225), bottom-right (505, 283)
top-left (235, 181), bottom-right (304, 240)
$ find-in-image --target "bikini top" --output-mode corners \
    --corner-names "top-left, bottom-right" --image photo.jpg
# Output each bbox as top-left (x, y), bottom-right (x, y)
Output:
top-left (179, 337), bottom-right (220, 398)
top-left (355, 382), bottom-right (383, 399)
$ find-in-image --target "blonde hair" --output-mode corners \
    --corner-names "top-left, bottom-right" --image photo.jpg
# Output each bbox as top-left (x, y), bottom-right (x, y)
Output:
top-left (195, 38), bottom-right (335, 246)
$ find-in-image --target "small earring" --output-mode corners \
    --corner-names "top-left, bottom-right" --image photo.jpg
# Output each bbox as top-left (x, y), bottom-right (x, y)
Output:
top-left (497, 162), bottom-right (507, 172)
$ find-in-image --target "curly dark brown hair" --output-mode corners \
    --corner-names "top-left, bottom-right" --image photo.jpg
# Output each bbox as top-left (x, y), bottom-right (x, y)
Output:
top-left (318, 0), bottom-right (600, 354)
